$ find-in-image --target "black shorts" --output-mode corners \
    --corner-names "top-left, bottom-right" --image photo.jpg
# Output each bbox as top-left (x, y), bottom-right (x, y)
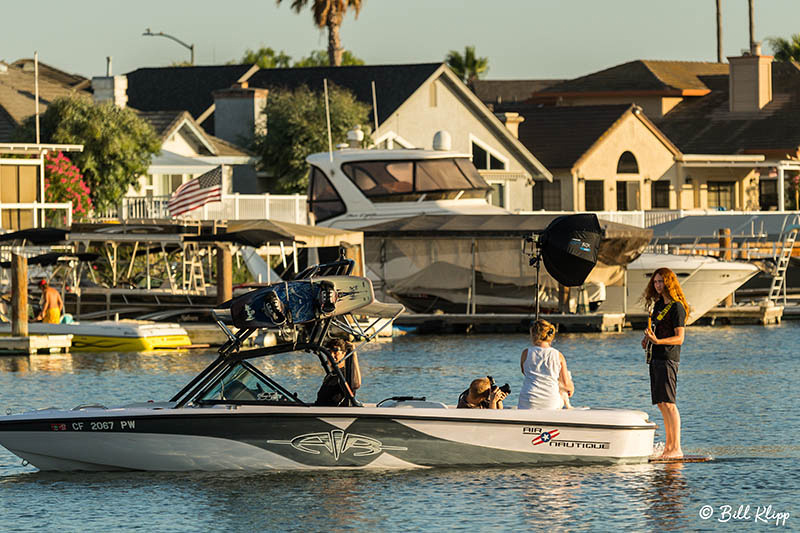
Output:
top-left (649, 359), bottom-right (679, 404)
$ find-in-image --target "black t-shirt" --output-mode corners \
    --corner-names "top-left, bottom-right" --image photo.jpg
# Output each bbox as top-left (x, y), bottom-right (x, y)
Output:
top-left (651, 298), bottom-right (686, 362)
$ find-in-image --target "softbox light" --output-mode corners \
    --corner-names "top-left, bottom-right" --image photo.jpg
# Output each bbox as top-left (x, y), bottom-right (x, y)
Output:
top-left (539, 214), bottom-right (603, 286)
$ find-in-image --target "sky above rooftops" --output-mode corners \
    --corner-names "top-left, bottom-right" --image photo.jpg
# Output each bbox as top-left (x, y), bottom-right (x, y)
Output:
top-left (3, 0), bottom-right (799, 81)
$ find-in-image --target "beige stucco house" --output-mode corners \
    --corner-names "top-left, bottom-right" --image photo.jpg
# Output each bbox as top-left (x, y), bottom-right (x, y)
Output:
top-left (521, 54), bottom-right (800, 212)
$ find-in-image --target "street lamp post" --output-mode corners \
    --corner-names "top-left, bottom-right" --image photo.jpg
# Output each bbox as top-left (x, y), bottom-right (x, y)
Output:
top-left (143, 28), bottom-right (195, 65)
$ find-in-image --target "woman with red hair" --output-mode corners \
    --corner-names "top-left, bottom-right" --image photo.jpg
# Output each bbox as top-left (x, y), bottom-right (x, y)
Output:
top-left (641, 267), bottom-right (690, 459)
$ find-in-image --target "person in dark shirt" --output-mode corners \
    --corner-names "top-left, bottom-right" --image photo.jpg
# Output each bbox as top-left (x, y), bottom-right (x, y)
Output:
top-left (315, 339), bottom-right (361, 406)
top-left (457, 377), bottom-right (507, 409)
top-left (641, 267), bottom-right (689, 459)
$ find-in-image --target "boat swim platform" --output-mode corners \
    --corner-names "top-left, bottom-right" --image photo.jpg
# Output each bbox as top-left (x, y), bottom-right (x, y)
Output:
top-left (0, 334), bottom-right (72, 355)
top-left (394, 312), bottom-right (626, 333)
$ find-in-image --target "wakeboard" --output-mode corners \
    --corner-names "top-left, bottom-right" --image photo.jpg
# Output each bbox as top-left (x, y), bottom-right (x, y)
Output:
top-left (649, 455), bottom-right (713, 464)
top-left (229, 276), bottom-right (374, 328)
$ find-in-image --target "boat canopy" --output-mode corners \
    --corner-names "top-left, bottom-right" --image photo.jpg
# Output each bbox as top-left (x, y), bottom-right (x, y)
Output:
top-left (361, 214), bottom-right (651, 295)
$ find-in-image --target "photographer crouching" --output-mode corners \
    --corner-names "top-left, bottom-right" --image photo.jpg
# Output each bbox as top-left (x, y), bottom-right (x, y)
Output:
top-left (457, 376), bottom-right (510, 409)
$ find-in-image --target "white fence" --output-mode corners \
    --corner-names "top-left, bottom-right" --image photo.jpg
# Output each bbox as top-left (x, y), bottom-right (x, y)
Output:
top-left (518, 209), bottom-right (780, 228)
top-left (105, 194), bottom-right (309, 224)
top-left (0, 202), bottom-right (73, 230)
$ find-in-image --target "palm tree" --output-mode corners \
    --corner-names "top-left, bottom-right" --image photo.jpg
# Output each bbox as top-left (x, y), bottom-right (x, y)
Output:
top-left (768, 34), bottom-right (800, 62)
top-left (445, 46), bottom-right (489, 87)
top-left (276, 0), bottom-right (363, 66)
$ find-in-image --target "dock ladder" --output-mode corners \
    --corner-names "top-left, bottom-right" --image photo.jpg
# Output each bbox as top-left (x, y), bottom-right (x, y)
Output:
top-left (768, 223), bottom-right (799, 305)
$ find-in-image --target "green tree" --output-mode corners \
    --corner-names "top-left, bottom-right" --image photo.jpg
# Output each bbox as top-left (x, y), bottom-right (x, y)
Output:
top-left (293, 49), bottom-right (364, 67)
top-left (767, 34), bottom-right (800, 62)
top-left (251, 84), bottom-right (370, 193)
top-left (445, 45), bottom-right (489, 86)
top-left (15, 96), bottom-right (161, 212)
top-left (239, 46), bottom-right (293, 68)
top-left (275, 0), bottom-right (363, 66)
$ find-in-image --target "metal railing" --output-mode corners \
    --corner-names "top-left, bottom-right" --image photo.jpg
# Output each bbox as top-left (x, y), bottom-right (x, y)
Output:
top-left (0, 202), bottom-right (73, 230)
top-left (518, 210), bottom-right (647, 227)
top-left (97, 194), bottom-right (309, 224)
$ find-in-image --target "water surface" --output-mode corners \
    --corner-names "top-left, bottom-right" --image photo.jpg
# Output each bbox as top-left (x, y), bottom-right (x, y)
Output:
top-left (0, 324), bottom-right (797, 531)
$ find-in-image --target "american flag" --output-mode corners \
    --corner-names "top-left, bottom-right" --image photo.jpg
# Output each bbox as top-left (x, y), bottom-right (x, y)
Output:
top-left (168, 166), bottom-right (223, 217)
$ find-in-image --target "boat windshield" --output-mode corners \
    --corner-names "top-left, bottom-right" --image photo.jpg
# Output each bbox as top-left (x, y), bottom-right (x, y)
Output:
top-left (341, 158), bottom-right (491, 203)
top-left (197, 362), bottom-right (298, 405)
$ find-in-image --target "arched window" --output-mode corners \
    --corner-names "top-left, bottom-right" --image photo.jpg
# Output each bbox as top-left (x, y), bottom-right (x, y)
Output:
top-left (617, 151), bottom-right (639, 174)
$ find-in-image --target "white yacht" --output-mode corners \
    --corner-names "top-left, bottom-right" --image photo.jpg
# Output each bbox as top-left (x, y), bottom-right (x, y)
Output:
top-left (307, 148), bottom-right (760, 322)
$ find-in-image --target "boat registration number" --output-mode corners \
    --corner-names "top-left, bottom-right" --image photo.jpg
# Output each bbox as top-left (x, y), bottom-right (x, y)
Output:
top-left (57, 420), bottom-right (137, 431)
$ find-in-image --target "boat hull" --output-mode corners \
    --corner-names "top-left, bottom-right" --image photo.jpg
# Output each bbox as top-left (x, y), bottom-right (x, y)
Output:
top-left (0, 406), bottom-right (655, 471)
top-left (0, 321), bottom-right (192, 352)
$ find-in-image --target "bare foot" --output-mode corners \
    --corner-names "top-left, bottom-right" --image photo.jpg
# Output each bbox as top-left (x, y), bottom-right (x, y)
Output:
top-left (660, 449), bottom-right (684, 459)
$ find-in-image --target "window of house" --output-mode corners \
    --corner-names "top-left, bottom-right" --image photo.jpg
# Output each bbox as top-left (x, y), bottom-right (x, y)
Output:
top-left (707, 181), bottom-right (735, 210)
top-left (532, 180), bottom-right (561, 210)
top-left (759, 180), bottom-right (778, 210)
top-left (489, 183), bottom-right (505, 207)
top-left (584, 180), bottom-right (604, 211)
top-left (471, 140), bottom-right (507, 170)
top-left (617, 151), bottom-right (639, 174)
top-left (308, 166), bottom-right (345, 222)
top-left (651, 181), bottom-right (670, 209)
top-left (170, 174), bottom-right (183, 193)
top-left (616, 181), bottom-right (629, 211)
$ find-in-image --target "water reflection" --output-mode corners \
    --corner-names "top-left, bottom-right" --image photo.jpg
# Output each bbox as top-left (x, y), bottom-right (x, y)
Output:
top-left (644, 463), bottom-right (688, 530)
top-left (0, 350), bottom-right (218, 375)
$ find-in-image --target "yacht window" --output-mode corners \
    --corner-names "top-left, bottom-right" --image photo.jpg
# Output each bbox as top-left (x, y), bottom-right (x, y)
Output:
top-left (341, 161), bottom-right (413, 195)
top-left (416, 160), bottom-right (473, 191)
top-left (199, 363), bottom-right (292, 404)
top-left (454, 158), bottom-right (492, 188)
top-left (309, 166), bottom-right (345, 222)
top-left (342, 158), bottom-right (490, 199)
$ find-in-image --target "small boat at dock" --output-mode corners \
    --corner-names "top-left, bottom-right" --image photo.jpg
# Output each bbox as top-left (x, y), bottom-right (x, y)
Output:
top-left (0, 320), bottom-right (191, 352)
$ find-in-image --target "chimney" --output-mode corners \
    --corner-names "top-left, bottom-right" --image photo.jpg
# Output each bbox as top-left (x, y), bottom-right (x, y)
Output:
top-left (728, 43), bottom-right (772, 112)
top-left (91, 75), bottom-right (128, 108)
top-left (212, 85), bottom-right (268, 146)
top-left (495, 112), bottom-right (524, 139)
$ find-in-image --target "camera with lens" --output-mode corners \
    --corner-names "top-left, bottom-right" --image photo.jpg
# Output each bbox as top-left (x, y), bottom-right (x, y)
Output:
top-left (486, 375), bottom-right (511, 395)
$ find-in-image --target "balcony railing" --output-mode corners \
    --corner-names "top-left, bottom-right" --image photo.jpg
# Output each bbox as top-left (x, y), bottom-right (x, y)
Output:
top-left (98, 194), bottom-right (309, 224)
top-left (0, 202), bottom-right (73, 230)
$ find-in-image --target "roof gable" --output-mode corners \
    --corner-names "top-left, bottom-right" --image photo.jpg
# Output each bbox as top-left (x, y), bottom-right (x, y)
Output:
top-left (516, 104), bottom-right (633, 169)
top-left (246, 63), bottom-right (442, 124)
top-left (535, 60), bottom-right (728, 97)
top-left (125, 64), bottom-right (258, 125)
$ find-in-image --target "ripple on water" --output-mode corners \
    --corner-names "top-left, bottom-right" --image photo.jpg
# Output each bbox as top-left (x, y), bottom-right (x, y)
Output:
top-left (0, 325), bottom-right (798, 530)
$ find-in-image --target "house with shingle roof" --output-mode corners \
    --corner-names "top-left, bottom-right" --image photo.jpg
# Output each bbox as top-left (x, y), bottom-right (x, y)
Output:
top-left (523, 54), bottom-right (800, 211)
top-left (128, 62), bottom-right (552, 212)
top-left (515, 104), bottom-right (680, 212)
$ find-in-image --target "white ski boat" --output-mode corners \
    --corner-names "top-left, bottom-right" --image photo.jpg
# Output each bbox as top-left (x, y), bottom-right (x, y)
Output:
top-left (0, 229), bottom-right (655, 471)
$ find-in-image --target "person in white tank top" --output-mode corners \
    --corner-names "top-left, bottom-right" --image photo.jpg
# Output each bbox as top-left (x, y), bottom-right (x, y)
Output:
top-left (518, 319), bottom-right (574, 410)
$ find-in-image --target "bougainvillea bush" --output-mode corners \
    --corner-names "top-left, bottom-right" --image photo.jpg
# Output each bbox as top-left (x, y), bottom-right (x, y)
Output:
top-left (44, 151), bottom-right (93, 223)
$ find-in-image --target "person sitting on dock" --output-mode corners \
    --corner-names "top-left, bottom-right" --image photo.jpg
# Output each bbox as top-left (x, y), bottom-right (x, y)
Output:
top-left (457, 377), bottom-right (507, 409)
top-left (36, 279), bottom-right (63, 324)
top-left (315, 339), bottom-right (362, 406)
top-left (517, 319), bottom-right (574, 410)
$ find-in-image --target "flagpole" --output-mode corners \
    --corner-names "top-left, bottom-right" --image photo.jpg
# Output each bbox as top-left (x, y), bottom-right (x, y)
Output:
top-left (324, 79), bottom-right (333, 162)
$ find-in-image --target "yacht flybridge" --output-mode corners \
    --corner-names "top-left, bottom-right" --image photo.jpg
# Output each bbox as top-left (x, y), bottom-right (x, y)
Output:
top-left (0, 217), bottom-right (657, 471)
top-left (306, 149), bottom-right (507, 229)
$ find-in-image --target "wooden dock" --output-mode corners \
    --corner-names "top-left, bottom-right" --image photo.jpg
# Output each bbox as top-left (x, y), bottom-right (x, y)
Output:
top-left (394, 313), bottom-right (626, 333)
top-left (702, 304), bottom-right (784, 325)
top-left (0, 335), bottom-right (73, 355)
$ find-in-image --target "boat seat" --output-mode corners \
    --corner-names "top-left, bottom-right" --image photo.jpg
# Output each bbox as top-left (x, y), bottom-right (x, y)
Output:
top-left (378, 399), bottom-right (448, 409)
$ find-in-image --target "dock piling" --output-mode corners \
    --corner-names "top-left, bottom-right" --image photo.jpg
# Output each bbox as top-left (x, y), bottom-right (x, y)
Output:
top-left (11, 253), bottom-right (28, 337)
